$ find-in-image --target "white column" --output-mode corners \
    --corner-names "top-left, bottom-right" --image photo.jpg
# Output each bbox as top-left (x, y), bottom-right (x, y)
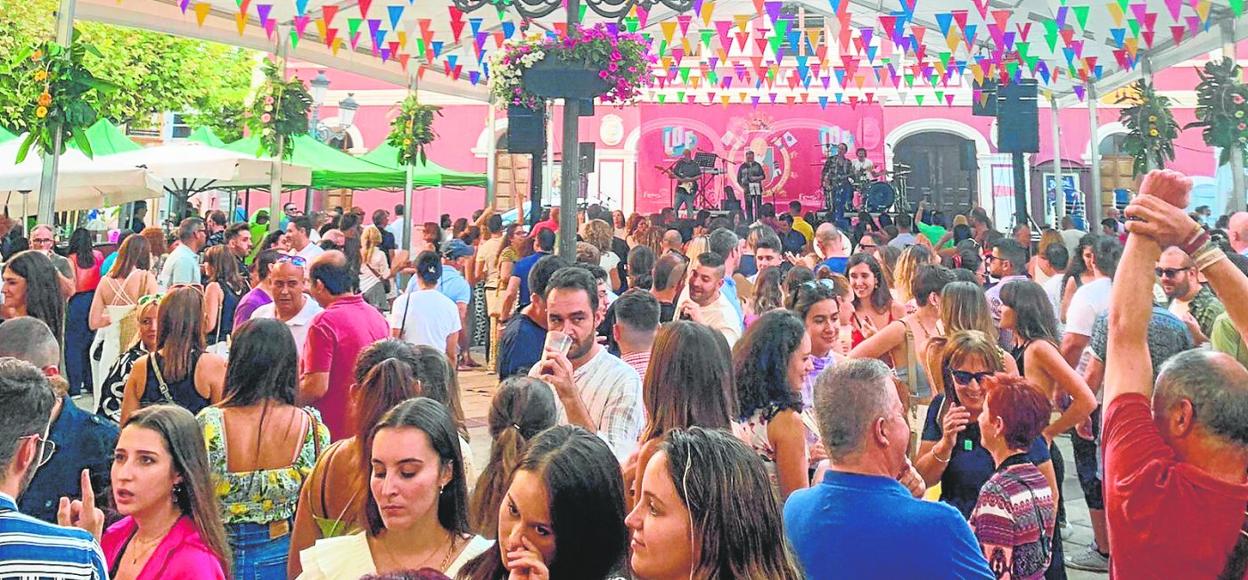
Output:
top-left (268, 29), bottom-right (289, 226)
top-left (1225, 20), bottom-right (1245, 213)
top-left (36, 0), bottom-right (78, 226)
top-left (1087, 82), bottom-right (1103, 229)
top-left (486, 103), bottom-right (497, 209)
top-left (1050, 95), bottom-right (1064, 225)
top-left (402, 70), bottom-right (417, 253)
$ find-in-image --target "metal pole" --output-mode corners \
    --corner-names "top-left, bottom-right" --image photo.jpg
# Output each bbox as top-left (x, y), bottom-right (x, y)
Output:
top-left (1087, 82), bottom-right (1103, 230)
top-left (402, 70), bottom-right (417, 254)
top-left (36, 0), bottom-right (77, 226)
top-left (1050, 95), bottom-right (1065, 225)
top-left (556, 0), bottom-right (582, 259)
top-left (1141, 55), bottom-right (1155, 174)
top-left (486, 104), bottom-right (497, 208)
top-left (1012, 152), bottom-right (1028, 226)
top-left (1225, 20), bottom-right (1246, 213)
top-left (544, 102), bottom-right (555, 220)
top-left (268, 30), bottom-right (289, 231)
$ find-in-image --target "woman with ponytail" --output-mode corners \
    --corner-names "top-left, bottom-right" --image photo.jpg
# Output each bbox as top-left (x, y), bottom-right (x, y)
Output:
top-left (468, 377), bottom-right (557, 536)
top-left (287, 339), bottom-right (427, 577)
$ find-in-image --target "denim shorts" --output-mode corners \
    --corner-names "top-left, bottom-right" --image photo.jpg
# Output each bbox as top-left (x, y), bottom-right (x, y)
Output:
top-left (227, 520), bottom-right (292, 580)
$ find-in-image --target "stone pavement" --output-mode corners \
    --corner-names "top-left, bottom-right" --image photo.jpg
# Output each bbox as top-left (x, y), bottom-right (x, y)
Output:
top-left (454, 364), bottom-right (1107, 579)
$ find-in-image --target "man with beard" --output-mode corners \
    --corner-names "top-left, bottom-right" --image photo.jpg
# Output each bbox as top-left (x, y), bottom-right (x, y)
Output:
top-left (1157, 246), bottom-right (1225, 342)
top-left (674, 252), bottom-right (744, 346)
top-left (530, 266), bottom-right (643, 462)
top-left (0, 356), bottom-right (107, 577)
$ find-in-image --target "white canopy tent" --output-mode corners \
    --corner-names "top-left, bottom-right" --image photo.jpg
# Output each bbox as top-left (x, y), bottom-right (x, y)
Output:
top-left (105, 141), bottom-right (313, 192)
top-left (0, 136), bottom-right (164, 215)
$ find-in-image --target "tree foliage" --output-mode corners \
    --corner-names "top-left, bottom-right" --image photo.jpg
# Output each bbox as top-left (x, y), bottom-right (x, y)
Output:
top-left (0, 0), bottom-right (257, 135)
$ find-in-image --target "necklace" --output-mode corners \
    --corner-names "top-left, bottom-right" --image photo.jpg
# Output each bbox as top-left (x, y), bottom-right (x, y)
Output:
top-left (125, 518), bottom-right (179, 569)
top-left (915, 312), bottom-right (939, 337)
top-left (377, 531), bottom-right (462, 572)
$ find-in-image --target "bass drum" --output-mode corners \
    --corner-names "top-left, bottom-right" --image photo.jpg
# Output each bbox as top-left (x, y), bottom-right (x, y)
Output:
top-left (865, 182), bottom-right (896, 213)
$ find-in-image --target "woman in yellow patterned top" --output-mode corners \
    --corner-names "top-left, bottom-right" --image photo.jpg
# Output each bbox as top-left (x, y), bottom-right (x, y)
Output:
top-left (196, 319), bottom-right (331, 580)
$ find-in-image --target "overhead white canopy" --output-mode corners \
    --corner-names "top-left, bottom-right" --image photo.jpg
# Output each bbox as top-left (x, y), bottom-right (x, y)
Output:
top-left (0, 137), bottom-right (164, 213)
top-left (105, 142), bottom-right (312, 191)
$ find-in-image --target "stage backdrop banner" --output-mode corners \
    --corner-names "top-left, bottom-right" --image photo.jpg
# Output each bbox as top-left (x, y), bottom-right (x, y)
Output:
top-left (636, 104), bottom-right (885, 215)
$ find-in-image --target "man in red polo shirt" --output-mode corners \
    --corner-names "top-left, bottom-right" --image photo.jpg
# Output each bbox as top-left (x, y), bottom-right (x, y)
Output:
top-left (530, 206), bottom-right (560, 239)
top-left (298, 250), bottom-right (390, 439)
top-left (1106, 169), bottom-right (1248, 579)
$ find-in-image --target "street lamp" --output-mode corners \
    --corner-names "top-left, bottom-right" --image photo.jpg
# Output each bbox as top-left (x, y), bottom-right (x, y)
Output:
top-left (337, 93), bottom-right (359, 151)
top-left (309, 70), bottom-right (330, 141)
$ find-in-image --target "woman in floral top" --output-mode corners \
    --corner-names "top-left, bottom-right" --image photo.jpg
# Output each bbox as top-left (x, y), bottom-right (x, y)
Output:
top-left (196, 319), bottom-right (331, 580)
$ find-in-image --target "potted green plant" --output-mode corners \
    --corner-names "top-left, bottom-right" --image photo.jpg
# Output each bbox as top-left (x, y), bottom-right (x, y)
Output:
top-left (1117, 80), bottom-right (1179, 176)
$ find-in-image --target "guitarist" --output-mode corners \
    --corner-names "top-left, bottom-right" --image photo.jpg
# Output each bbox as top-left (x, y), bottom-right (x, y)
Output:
top-left (737, 150), bottom-right (767, 223)
top-left (659, 149), bottom-right (703, 218)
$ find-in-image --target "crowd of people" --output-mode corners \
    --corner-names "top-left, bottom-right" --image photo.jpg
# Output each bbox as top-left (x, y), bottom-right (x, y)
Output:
top-left (2, 169), bottom-right (1248, 579)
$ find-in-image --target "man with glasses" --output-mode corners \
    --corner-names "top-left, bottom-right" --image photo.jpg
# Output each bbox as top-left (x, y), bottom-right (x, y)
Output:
top-left (986, 238), bottom-right (1030, 349)
top-left (0, 317), bottom-right (116, 525)
top-left (252, 254), bottom-right (322, 360)
top-left (158, 217), bottom-right (207, 288)
top-left (28, 224), bottom-right (74, 298)
top-left (0, 354), bottom-right (107, 577)
top-left (1157, 246), bottom-right (1225, 342)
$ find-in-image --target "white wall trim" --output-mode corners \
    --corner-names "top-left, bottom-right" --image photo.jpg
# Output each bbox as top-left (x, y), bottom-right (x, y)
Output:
top-left (472, 120), bottom-right (508, 158)
top-left (1081, 121), bottom-right (1129, 162)
top-left (316, 117), bottom-right (366, 154)
top-left (884, 118), bottom-right (995, 211)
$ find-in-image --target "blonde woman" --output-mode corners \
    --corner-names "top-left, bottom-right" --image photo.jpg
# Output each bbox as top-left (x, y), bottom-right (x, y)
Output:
top-left (891, 244), bottom-right (935, 312)
top-left (358, 225), bottom-right (391, 311)
top-left (584, 219), bottom-right (622, 291)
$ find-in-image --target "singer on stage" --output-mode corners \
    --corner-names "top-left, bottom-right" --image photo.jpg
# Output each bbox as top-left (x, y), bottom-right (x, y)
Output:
top-left (737, 150), bottom-right (767, 222)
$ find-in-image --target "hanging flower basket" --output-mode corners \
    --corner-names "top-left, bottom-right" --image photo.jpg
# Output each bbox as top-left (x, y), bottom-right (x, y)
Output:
top-left (386, 94), bottom-right (442, 166)
top-left (488, 24), bottom-right (654, 109)
top-left (522, 57), bottom-right (610, 99)
top-left (1117, 80), bottom-right (1179, 177)
top-left (1187, 57), bottom-right (1248, 166)
top-left (243, 60), bottom-right (312, 159)
top-left (3, 32), bottom-right (116, 163)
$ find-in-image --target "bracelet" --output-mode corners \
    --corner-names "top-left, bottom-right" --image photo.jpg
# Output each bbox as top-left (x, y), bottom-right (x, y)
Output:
top-left (933, 450), bottom-right (951, 463)
top-left (1180, 229), bottom-right (1211, 257)
top-left (1194, 243), bottom-right (1228, 272)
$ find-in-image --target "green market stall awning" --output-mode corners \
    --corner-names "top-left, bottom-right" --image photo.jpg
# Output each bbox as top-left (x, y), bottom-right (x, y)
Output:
top-left (224, 134), bottom-right (413, 190)
top-left (67, 119), bottom-right (143, 156)
top-left (0, 128), bottom-right (15, 144)
top-left (361, 143), bottom-right (486, 188)
top-left (187, 126), bottom-right (228, 148)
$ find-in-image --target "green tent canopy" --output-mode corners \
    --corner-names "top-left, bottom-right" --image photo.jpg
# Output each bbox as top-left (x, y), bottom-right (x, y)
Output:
top-left (0, 127), bottom-right (15, 143)
top-left (187, 126), bottom-right (227, 148)
top-left (67, 119), bottom-right (143, 156)
top-left (361, 142), bottom-right (487, 188)
top-left (224, 134), bottom-right (421, 190)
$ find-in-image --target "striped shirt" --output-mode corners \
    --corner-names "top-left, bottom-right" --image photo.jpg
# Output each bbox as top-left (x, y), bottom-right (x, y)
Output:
top-left (0, 493), bottom-right (107, 579)
top-left (531, 347), bottom-right (644, 462)
top-left (969, 459), bottom-right (1056, 580)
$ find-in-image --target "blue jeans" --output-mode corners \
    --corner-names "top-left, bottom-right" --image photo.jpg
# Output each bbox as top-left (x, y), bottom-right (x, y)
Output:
top-left (65, 291), bottom-right (96, 396)
top-left (227, 521), bottom-right (290, 580)
top-left (674, 189), bottom-right (696, 217)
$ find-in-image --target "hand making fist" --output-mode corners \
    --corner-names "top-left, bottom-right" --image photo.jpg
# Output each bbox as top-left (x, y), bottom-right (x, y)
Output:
top-left (1138, 169), bottom-right (1193, 209)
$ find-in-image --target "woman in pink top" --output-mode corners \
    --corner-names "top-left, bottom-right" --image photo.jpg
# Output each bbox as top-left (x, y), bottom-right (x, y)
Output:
top-left (103, 405), bottom-right (230, 580)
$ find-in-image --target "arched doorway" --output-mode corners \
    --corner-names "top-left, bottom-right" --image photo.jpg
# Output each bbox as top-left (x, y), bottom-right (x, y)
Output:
top-left (893, 132), bottom-right (979, 217)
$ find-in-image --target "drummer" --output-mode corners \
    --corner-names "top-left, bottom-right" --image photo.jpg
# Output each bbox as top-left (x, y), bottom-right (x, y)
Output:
top-left (851, 147), bottom-right (880, 179)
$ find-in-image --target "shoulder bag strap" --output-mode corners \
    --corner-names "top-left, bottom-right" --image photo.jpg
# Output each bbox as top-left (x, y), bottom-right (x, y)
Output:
top-left (149, 354), bottom-right (176, 405)
top-left (398, 295), bottom-right (410, 339)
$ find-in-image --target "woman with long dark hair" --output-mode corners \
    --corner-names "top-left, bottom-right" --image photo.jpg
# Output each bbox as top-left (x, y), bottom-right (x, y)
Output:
top-left (64, 227), bottom-right (103, 396)
top-left (410, 344), bottom-right (474, 476)
top-left (3, 250), bottom-right (66, 346)
top-left (201, 246), bottom-right (245, 348)
top-left (103, 404), bottom-right (231, 578)
top-left (457, 425), bottom-right (629, 580)
top-left (734, 310), bottom-right (814, 500)
top-left (120, 286), bottom-right (227, 422)
top-left (845, 253), bottom-right (905, 348)
top-left (468, 376), bottom-right (557, 537)
top-left (791, 276), bottom-right (851, 397)
top-left (90, 235), bottom-right (157, 403)
top-left (288, 339), bottom-right (426, 577)
top-left (627, 427), bottom-right (803, 580)
top-left (1059, 233), bottom-right (1100, 322)
top-left (197, 319), bottom-right (330, 579)
top-left (625, 321), bottom-right (736, 507)
top-left (298, 398), bottom-right (489, 578)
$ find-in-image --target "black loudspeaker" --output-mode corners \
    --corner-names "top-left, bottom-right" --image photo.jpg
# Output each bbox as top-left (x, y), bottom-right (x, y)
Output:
top-left (972, 80), bottom-right (998, 116)
top-left (579, 142), bottom-right (596, 173)
top-left (507, 104), bottom-right (546, 154)
top-left (959, 140), bottom-right (977, 171)
top-left (997, 80), bottom-right (1040, 153)
top-left (721, 198), bottom-right (741, 212)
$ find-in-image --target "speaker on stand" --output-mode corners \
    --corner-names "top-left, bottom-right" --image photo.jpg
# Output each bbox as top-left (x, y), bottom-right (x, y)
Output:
top-left (996, 80), bottom-right (1040, 226)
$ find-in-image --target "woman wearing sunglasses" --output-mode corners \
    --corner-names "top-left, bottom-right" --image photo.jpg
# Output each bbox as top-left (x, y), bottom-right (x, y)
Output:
top-left (96, 294), bottom-right (161, 422)
top-left (913, 331), bottom-right (1056, 521)
top-left (119, 286), bottom-right (226, 423)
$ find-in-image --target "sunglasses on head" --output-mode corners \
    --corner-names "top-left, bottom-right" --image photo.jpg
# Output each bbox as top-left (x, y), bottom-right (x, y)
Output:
top-left (950, 369), bottom-right (993, 386)
top-left (138, 293), bottom-right (164, 306)
top-left (276, 254), bottom-right (307, 267)
top-left (1155, 267), bottom-right (1191, 279)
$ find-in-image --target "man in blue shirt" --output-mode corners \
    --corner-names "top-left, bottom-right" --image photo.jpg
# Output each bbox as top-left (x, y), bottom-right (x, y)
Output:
top-left (511, 228), bottom-right (554, 312)
top-left (0, 318), bottom-right (118, 524)
top-left (0, 355), bottom-right (107, 579)
top-left (498, 255), bottom-right (569, 378)
top-left (784, 359), bottom-right (993, 579)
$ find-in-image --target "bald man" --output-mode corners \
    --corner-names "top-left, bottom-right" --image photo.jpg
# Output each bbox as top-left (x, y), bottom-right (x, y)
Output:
top-left (662, 229), bottom-right (684, 256)
top-left (1228, 212), bottom-right (1248, 255)
top-left (299, 251), bottom-right (390, 439)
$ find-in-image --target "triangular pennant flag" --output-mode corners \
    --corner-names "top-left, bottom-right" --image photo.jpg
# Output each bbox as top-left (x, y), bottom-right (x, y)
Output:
top-left (294, 0), bottom-right (308, 16)
top-left (236, 11), bottom-right (247, 35)
top-left (293, 15), bottom-right (310, 37)
top-left (322, 5), bottom-right (338, 26)
top-left (257, 3), bottom-right (273, 27)
top-left (358, 0), bottom-right (371, 17)
top-left (1072, 5), bottom-right (1090, 28)
top-left (193, 2), bottom-right (211, 26)
top-left (289, 28), bottom-right (300, 49)
top-left (387, 5), bottom-right (404, 30)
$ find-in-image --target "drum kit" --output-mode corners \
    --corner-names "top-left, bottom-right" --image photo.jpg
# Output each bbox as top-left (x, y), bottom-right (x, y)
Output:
top-left (815, 151), bottom-right (912, 215)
